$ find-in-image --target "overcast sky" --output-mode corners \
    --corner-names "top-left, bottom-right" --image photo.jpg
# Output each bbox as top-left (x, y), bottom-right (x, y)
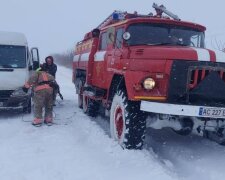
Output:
top-left (0, 0), bottom-right (225, 59)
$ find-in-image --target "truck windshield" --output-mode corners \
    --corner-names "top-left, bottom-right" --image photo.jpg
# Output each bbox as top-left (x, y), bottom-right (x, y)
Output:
top-left (0, 45), bottom-right (26, 68)
top-left (126, 23), bottom-right (205, 48)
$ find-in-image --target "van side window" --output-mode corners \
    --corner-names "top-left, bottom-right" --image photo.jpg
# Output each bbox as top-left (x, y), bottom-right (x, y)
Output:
top-left (99, 32), bottom-right (107, 50)
top-left (116, 28), bottom-right (124, 48)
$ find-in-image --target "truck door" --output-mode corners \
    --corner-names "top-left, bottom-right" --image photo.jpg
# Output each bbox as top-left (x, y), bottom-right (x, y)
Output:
top-left (108, 27), bottom-right (124, 70)
top-left (91, 32), bottom-right (107, 88)
top-left (91, 27), bottom-right (124, 89)
top-left (106, 27), bottom-right (124, 79)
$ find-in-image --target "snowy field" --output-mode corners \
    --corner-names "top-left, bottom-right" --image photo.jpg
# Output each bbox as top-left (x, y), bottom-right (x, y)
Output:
top-left (0, 66), bottom-right (225, 180)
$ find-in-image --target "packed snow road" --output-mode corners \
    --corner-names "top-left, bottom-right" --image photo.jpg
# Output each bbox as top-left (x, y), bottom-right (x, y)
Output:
top-left (0, 66), bottom-right (225, 180)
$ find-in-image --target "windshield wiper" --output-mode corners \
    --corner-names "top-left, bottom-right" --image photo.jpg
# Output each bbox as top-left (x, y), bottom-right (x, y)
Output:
top-left (147, 42), bottom-right (173, 46)
top-left (131, 42), bottom-right (192, 47)
top-left (177, 43), bottom-right (191, 47)
top-left (0, 64), bottom-right (13, 68)
top-left (148, 42), bottom-right (191, 47)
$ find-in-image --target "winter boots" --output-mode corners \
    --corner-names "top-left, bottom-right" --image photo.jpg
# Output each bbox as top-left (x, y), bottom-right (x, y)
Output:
top-left (32, 117), bottom-right (53, 127)
top-left (32, 118), bottom-right (42, 127)
top-left (44, 117), bottom-right (53, 126)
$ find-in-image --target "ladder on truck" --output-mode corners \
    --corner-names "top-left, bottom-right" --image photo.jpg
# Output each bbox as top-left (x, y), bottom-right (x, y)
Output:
top-left (152, 3), bottom-right (180, 21)
top-left (97, 3), bottom-right (180, 29)
top-left (97, 11), bottom-right (126, 29)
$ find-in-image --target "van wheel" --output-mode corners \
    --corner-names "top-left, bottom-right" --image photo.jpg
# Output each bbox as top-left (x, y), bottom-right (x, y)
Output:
top-left (82, 95), bottom-right (99, 117)
top-left (110, 90), bottom-right (147, 149)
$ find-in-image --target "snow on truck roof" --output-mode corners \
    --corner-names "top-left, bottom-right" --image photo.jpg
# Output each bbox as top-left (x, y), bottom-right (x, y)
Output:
top-left (0, 31), bottom-right (28, 46)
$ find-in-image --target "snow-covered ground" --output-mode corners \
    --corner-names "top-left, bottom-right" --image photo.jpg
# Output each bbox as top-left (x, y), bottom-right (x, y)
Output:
top-left (0, 66), bottom-right (225, 180)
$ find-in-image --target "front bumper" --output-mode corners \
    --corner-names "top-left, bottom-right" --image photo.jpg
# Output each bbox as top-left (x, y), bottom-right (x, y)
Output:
top-left (140, 101), bottom-right (225, 118)
top-left (0, 90), bottom-right (31, 112)
top-left (0, 105), bottom-right (24, 111)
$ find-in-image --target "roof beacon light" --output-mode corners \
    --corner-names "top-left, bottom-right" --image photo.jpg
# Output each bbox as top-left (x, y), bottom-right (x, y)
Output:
top-left (112, 11), bottom-right (125, 20)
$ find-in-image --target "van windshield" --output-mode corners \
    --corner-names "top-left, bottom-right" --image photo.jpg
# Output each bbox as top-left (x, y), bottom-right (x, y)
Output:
top-left (126, 23), bottom-right (205, 48)
top-left (0, 45), bottom-right (26, 68)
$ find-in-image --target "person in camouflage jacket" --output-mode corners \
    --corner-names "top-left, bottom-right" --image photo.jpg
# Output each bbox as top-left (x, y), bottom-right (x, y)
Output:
top-left (23, 67), bottom-right (56, 126)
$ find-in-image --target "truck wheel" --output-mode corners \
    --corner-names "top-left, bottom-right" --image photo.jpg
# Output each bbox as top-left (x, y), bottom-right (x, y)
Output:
top-left (77, 80), bottom-right (83, 109)
top-left (78, 89), bottom-right (83, 109)
top-left (82, 95), bottom-right (99, 117)
top-left (110, 90), bottom-right (147, 149)
top-left (203, 129), bottom-right (225, 145)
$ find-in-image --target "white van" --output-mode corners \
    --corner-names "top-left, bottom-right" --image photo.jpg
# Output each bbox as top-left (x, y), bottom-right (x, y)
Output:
top-left (0, 31), bottom-right (40, 113)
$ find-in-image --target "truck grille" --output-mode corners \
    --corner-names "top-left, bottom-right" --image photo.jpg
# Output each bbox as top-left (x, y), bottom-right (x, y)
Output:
top-left (188, 67), bottom-right (225, 90)
top-left (168, 60), bottom-right (225, 107)
top-left (0, 90), bottom-right (13, 102)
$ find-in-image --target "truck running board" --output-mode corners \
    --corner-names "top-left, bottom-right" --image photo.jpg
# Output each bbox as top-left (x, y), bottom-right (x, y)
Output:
top-left (83, 86), bottom-right (106, 100)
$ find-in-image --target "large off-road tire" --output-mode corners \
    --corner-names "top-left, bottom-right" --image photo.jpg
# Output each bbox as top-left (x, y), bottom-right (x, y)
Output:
top-left (77, 80), bottom-right (83, 109)
top-left (82, 95), bottom-right (99, 117)
top-left (110, 90), bottom-right (147, 149)
top-left (203, 129), bottom-right (225, 146)
top-left (78, 90), bottom-right (83, 109)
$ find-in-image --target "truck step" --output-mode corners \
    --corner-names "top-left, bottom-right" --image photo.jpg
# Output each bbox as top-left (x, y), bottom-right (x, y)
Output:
top-left (83, 86), bottom-right (106, 99)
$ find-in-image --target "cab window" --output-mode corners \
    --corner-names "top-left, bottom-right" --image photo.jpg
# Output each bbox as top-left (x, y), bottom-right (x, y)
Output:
top-left (99, 32), bottom-right (107, 50)
top-left (115, 28), bottom-right (124, 48)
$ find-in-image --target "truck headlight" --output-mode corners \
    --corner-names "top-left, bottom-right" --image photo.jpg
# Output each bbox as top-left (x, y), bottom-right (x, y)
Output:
top-left (143, 78), bottom-right (155, 90)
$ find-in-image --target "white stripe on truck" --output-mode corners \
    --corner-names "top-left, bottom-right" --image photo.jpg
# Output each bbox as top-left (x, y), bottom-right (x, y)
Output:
top-left (192, 48), bottom-right (210, 61)
top-left (214, 50), bottom-right (225, 63)
top-left (73, 55), bottom-right (80, 62)
top-left (80, 52), bottom-right (90, 61)
top-left (94, 51), bottom-right (106, 61)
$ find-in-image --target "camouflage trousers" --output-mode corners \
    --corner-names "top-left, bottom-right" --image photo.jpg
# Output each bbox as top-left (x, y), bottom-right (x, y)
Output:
top-left (33, 89), bottom-right (53, 120)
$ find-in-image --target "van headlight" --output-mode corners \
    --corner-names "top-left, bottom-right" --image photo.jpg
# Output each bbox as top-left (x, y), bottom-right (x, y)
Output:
top-left (11, 87), bottom-right (28, 97)
top-left (143, 78), bottom-right (156, 90)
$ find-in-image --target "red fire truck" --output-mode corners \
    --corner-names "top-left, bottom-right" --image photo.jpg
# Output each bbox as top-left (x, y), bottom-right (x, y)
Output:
top-left (73, 3), bottom-right (225, 149)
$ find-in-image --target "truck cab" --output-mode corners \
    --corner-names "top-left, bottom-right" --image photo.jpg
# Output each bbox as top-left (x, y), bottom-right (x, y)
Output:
top-left (0, 31), bottom-right (39, 113)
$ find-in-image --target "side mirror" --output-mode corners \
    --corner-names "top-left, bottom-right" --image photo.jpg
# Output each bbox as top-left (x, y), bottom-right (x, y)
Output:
top-left (30, 47), bottom-right (40, 70)
top-left (92, 28), bottom-right (100, 38)
top-left (33, 61), bottom-right (39, 71)
top-left (28, 65), bottom-right (33, 71)
top-left (122, 32), bottom-right (131, 41)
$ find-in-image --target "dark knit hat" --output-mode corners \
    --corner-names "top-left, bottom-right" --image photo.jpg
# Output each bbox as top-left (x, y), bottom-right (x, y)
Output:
top-left (45, 56), bottom-right (54, 63)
